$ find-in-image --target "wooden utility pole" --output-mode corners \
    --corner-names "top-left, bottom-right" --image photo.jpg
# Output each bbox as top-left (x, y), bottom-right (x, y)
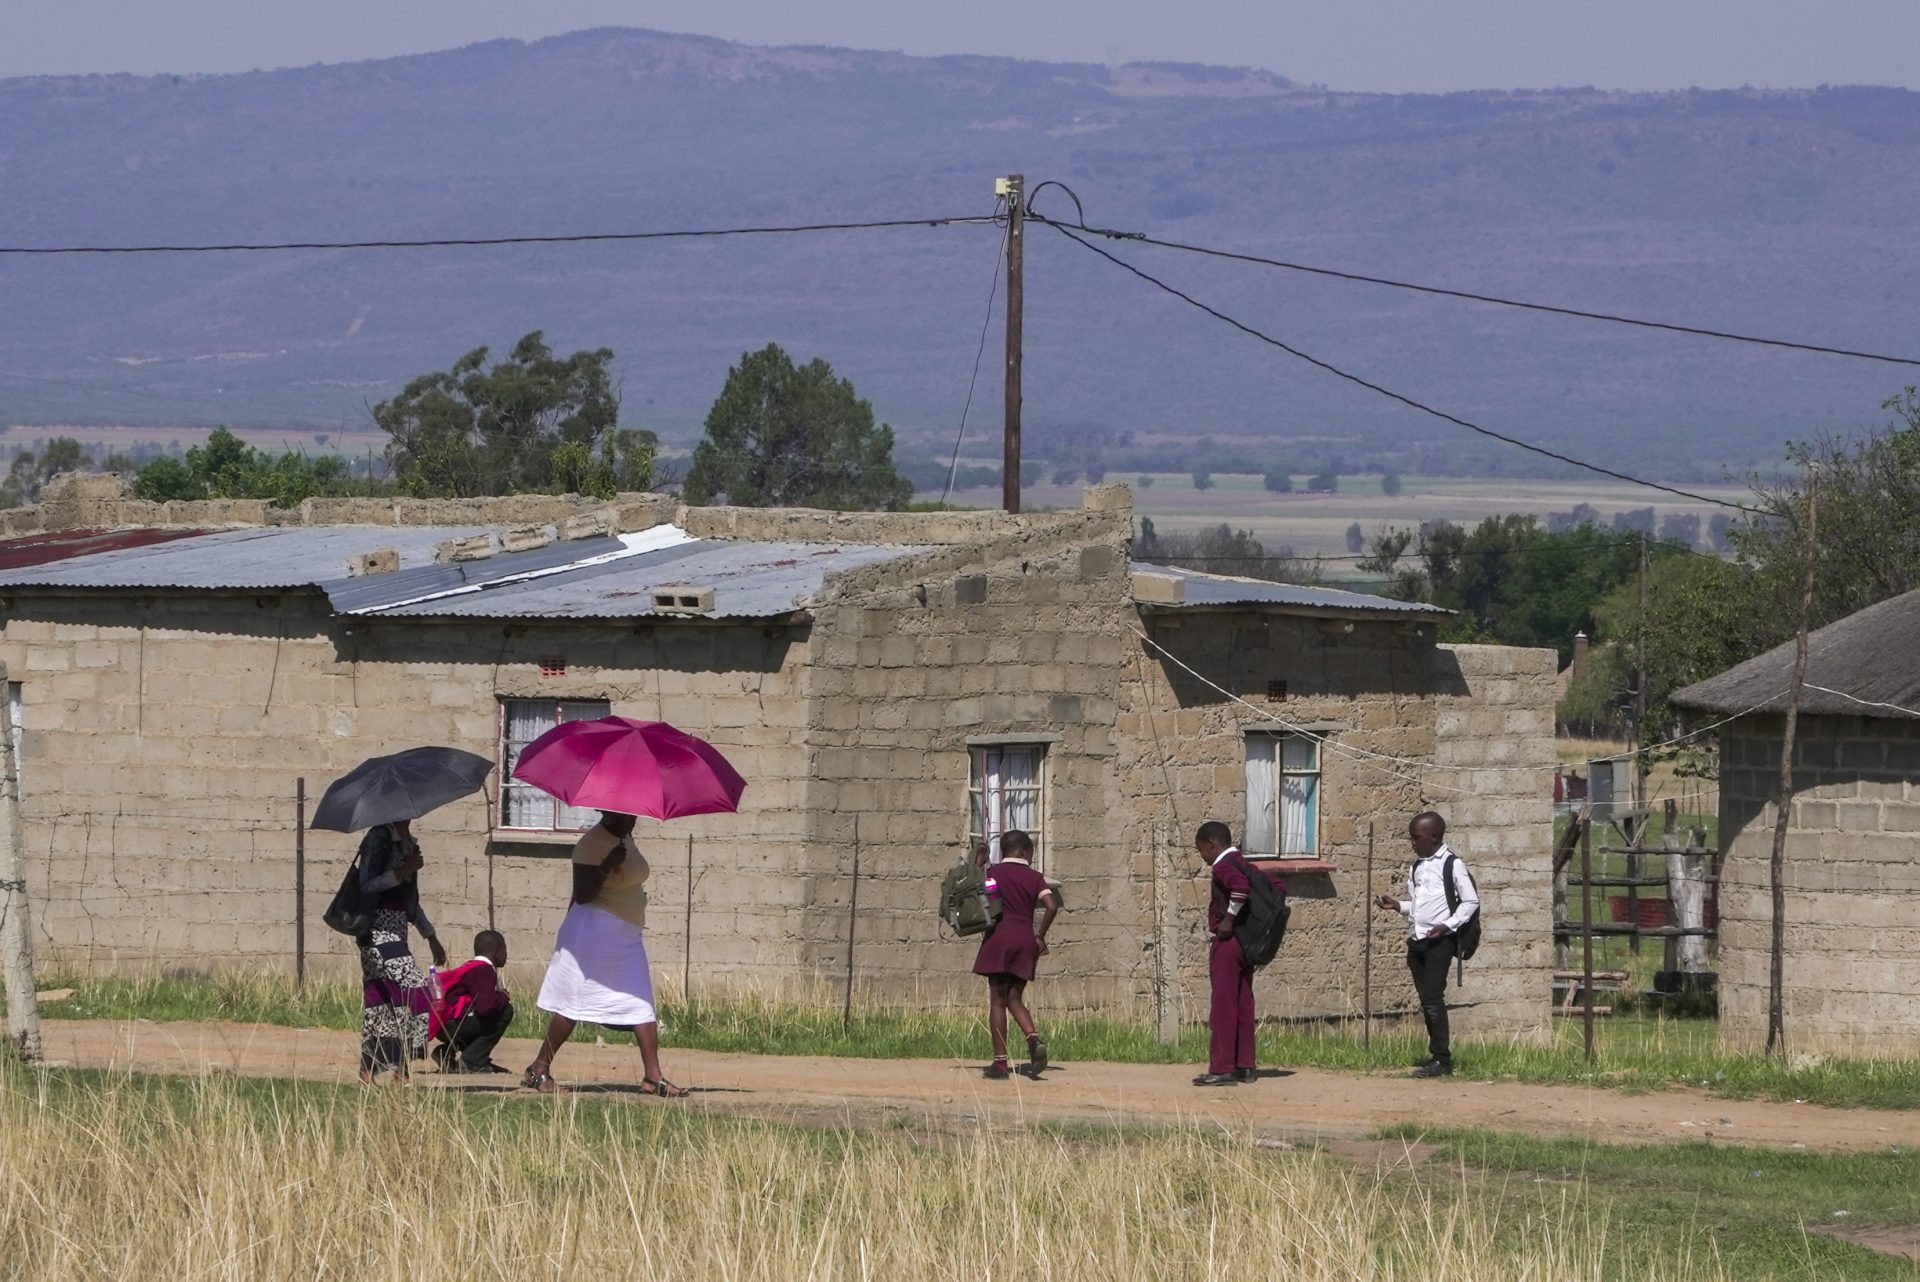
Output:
top-left (0, 664), bottom-right (41, 1061)
top-left (1767, 464), bottom-right (1820, 1058)
top-left (843, 814), bottom-right (861, 1029)
top-left (1152, 820), bottom-right (1178, 1045)
top-left (1633, 530), bottom-right (1649, 809)
top-left (1362, 822), bottom-right (1374, 1046)
top-left (1000, 173), bottom-right (1025, 514)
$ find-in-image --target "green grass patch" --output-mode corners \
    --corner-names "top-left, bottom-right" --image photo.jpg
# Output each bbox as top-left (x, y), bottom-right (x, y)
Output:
top-left (1387, 1125), bottom-right (1920, 1280)
top-left (15, 974), bottom-right (1920, 1110)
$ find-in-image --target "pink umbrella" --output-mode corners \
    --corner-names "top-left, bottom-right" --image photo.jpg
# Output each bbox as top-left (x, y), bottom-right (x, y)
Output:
top-left (510, 717), bottom-right (747, 819)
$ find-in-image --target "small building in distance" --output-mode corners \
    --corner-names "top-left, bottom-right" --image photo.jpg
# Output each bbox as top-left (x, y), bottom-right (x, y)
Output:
top-left (0, 475), bottom-right (1558, 1042)
top-left (1673, 588), bottom-right (1920, 1052)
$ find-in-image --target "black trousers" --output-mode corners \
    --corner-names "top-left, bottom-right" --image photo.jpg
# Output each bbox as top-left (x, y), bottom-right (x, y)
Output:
top-left (1406, 937), bottom-right (1457, 1061)
top-left (445, 1002), bottom-right (514, 1069)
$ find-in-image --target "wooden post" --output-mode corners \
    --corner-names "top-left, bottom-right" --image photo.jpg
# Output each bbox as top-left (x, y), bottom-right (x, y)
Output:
top-left (294, 777), bottom-right (307, 993)
top-left (1000, 172), bottom-right (1025, 514)
top-left (1581, 815), bottom-right (1596, 1062)
top-left (1767, 463), bottom-right (1819, 1058)
top-left (843, 814), bottom-right (860, 1029)
top-left (1633, 530), bottom-right (1649, 808)
top-left (1363, 822), bottom-right (1374, 1046)
top-left (683, 833), bottom-right (694, 1005)
top-left (1152, 819), bottom-right (1178, 1045)
top-left (1661, 798), bottom-right (1680, 977)
top-left (0, 664), bottom-right (41, 1061)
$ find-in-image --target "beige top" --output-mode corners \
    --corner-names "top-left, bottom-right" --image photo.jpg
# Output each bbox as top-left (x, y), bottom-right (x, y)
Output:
top-left (573, 825), bottom-right (649, 929)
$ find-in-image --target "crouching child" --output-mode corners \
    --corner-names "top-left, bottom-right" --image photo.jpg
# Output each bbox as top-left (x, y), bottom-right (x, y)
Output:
top-left (431, 929), bottom-right (515, 1074)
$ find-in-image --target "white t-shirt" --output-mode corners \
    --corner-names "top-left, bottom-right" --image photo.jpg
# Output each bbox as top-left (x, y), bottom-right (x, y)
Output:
top-left (573, 825), bottom-right (649, 929)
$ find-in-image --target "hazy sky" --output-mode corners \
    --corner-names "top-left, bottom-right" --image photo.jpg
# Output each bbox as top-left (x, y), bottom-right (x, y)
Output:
top-left (9, 0), bottom-right (1920, 90)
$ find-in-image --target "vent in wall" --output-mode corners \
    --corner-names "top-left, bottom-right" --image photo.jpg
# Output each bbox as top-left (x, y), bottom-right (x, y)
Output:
top-left (1267, 680), bottom-right (1288, 703)
top-left (539, 657), bottom-right (567, 678)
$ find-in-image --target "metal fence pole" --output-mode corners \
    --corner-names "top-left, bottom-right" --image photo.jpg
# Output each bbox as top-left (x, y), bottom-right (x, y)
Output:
top-left (683, 834), bottom-right (694, 1004)
top-left (294, 777), bottom-right (307, 993)
top-left (1363, 821), bottom-right (1374, 1047)
top-left (843, 814), bottom-right (860, 1029)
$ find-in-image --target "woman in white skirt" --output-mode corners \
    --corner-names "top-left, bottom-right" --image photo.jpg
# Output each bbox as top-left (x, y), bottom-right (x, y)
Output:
top-left (522, 811), bottom-right (688, 1097)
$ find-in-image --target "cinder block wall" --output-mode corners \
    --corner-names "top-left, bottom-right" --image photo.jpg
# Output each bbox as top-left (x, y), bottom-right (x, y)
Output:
top-left (0, 595), bottom-right (815, 994)
top-left (792, 505), bottom-right (1142, 1011)
top-left (1423, 643), bottom-right (1557, 1045)
top-left (1715, 713), bottom-right (1920, 1053)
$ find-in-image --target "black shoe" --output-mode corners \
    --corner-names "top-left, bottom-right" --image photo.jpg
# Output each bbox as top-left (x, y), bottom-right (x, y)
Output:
top-left (430, 1044), bottom-right (453, 1072)
top-left (983, 1061), bottom-right (1012, 1080)
top-left (1234, 1067), bottom-right (1257, 1082)
top-left (1027, 1037), bottom-right (1049, 1074)
top-left (1411, 1058), bottom-right (1454, 1079)
top-left (1192, 1072), bottom-right (1239, 1086)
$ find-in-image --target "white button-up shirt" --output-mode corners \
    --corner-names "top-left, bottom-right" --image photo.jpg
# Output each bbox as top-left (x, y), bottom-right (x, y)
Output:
top-left (1396, 844), bottom-right (1478, 939)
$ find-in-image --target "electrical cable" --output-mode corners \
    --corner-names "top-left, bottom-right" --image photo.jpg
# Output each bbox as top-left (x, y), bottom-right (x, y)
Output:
top-left (0, 215), bottom-right (996, 256)
top-left (1046, 221), bottom-right (1763, 514)
top-left (1024, 196), bottom-right (1920, 369)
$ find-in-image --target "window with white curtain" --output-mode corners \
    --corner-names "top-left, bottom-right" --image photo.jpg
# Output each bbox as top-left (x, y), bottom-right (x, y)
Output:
top-left (968, 744), bottom-right (1048, 868)
top-left (499, 698), bottom-right (610, 831)
top-left (1244, 734), bottom-right (1320, 857)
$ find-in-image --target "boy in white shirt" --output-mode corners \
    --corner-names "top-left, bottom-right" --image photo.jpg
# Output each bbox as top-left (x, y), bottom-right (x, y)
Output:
top-left (1376, 811), bottom-right (1478, 1078)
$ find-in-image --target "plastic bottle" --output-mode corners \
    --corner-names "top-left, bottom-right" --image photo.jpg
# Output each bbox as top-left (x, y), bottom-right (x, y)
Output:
top-left (427, 966), bottom-right (444, 1002)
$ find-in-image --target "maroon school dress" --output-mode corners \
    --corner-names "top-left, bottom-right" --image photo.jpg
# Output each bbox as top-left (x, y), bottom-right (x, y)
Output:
top-left (972, 858), bottom-right (1050, 982)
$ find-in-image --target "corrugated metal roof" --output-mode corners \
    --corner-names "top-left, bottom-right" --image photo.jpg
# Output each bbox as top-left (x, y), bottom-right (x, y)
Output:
top-left (1672, 587), bottom-right (1920, 721)
top-left (321, 534), bottom-right (628, 614)
top-left (0, 527), bottom-right (208, 570)
top-left (368, 539), bottom-right (929, 620)
top-left (0, 525), bottom-right (488, 591)
top-left (1130, 562), bottom-right (1451, 618)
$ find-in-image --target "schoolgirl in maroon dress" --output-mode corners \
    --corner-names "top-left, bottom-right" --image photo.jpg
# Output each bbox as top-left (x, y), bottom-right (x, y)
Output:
top-left (972, 829), bottom-right (1059, 1079)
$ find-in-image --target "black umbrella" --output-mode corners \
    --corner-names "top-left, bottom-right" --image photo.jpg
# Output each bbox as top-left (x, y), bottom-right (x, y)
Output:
top-left (310, 746), bottom-right (496, 833)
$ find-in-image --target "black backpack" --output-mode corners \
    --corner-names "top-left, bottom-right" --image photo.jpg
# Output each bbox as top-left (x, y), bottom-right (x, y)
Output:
top-left (1442, 853), bottom-right (1483, 961)
top-left (1232, 856), bottom-right (1291, 968)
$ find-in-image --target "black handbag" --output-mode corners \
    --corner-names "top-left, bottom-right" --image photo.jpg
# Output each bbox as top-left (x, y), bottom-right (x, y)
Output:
top-left (322, 852), bottom-right (372, 936)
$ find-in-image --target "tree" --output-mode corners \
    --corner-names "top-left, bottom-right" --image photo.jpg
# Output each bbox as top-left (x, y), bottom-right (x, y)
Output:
top-left (1356, 526), bottom-right (1427, 601)
top-left (1659, 511), bottom-right (1702, 548)
top-left (682, 344), bottom-right (909, 510)
top-left (1380, 470), bottom-right (1403, 497)
top-left (1263, 467), bottom-right (1293, 494)
top-left (1190, 468), bottom-right (1214, 492)
top-left (1307, 469), bottom-right (1339, 493)
top-left (2, 437), bottom-right (90, 507)
top-left (374, 331), bottom-right (655, 499)
top-left (1345, 521), bottom-right (1365, 554)
top-left (132, 426), bottom-right (365, 508)
top-left (1135, 521), bottom-right (1320, 586)
top-left (1135, 474), bottom-right (1155, 489)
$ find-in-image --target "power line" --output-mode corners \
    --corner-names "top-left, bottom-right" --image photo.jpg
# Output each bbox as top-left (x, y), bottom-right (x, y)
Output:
top-left (1046, 222), bottom-right (1762, 514)
top-left (1025, 204), bottom-right (1920, 370)
top-left (0, 215), bottom-right (995, 256)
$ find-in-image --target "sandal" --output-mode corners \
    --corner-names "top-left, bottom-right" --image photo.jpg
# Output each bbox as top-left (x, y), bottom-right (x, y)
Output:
top-left (641, 1077), bottom-right (690, 1098)
top-left (521, 1066), bottom-right (567, 1095)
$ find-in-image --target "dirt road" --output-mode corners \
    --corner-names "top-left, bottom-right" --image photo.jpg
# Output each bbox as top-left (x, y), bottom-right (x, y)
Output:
top-left (34, 1019), bottom-right (1920, 1153)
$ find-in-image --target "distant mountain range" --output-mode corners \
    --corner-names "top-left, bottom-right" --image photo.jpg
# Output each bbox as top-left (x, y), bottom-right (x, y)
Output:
top-left (4, 28), bottom-right (1919, 481)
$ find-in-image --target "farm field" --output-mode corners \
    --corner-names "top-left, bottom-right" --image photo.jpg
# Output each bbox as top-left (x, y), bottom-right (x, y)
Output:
top-left (948, 473), bottom-right (1752, 561)
top-left (6, 1025), bottom-right (1919, 1278)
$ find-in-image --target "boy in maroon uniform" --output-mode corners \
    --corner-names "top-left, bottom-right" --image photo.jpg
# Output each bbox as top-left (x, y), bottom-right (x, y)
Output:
top-left (1194, 820), bottom-right (1257, 1086)
top-left (972, 829), bottom-right (1059, 1079)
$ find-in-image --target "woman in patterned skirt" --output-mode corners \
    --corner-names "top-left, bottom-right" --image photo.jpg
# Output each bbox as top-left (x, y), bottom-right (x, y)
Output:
top-left (353, 820), bottom-right (446, 1084)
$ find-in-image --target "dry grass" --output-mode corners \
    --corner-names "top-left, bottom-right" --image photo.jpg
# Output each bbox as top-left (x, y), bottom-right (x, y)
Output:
top-left (0, 1065), bottom-right (1721, 1282)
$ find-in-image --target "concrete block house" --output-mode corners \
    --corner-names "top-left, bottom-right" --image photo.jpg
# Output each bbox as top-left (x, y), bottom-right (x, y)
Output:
top-left (0, 475), bottom-right (1557, 1040)
top-left (1673, 589), bottom-right (1920, 1052)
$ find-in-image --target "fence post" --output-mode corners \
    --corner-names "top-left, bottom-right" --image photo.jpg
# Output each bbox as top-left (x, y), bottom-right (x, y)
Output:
top-left (0, 662), bottom-right (41, 1061)
top-left (1152, 819), bottom-right (1178, 1045)
top-left (294, 777), bottom-right (307, 993)
top-left (843, 814), bottom-right (860, 1029)
top-left (1580, 815), bottom-right (1596, 1062)
top-left (1363, 821), bottom-right (1374, 1046)
top-left (683, 834), bottom-right (694, 1005)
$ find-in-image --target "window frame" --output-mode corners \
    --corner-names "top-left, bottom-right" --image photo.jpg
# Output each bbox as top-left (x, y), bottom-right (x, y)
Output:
top-left (1243, 731), bottom-right (1323, 858)
top-left (967, 742), bottom-right (1050, 871)
top-left (496, 697), bottom-right (612, 833)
